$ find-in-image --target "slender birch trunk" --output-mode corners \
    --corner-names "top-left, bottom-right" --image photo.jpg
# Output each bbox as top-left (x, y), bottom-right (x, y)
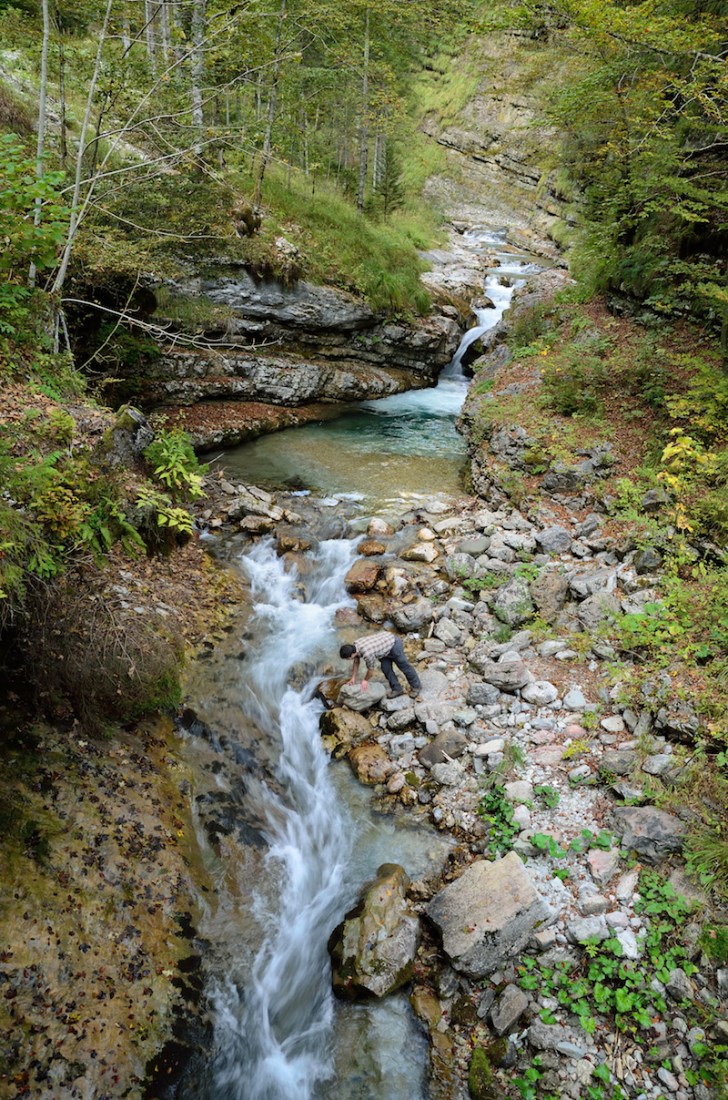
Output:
top-left (356, 8), bottom-right (370, 216)
top-left (254, 0), bottom-right (286, 206)
top-left (55, 5), bottom-right (68, 170)
top-left (29, 0), bottom-right (51, 289)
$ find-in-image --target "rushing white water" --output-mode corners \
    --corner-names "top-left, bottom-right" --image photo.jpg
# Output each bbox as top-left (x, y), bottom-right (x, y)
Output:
top-left (208, 537), bottom-right (358, 1100)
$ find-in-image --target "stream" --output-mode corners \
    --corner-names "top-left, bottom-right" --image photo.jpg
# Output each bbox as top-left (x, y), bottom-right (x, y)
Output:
top-left (177, 231), bottom-right (541, 1098)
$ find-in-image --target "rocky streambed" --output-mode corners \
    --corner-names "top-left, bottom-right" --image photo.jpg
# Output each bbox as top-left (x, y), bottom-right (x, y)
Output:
top-left (162, 461), bottom-right (727, 1100)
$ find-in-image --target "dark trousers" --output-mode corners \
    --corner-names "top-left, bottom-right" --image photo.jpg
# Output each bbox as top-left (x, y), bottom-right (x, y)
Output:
top-left (380, 637), bottom-right (421, 693)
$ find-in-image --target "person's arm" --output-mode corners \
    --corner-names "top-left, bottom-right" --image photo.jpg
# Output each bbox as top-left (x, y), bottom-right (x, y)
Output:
top-left (349, 654), bottom-right (361, 685)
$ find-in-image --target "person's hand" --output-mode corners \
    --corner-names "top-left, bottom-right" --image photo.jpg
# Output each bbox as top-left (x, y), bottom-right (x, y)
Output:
top-left (348, 676), bottom-right (356, 685)
top-left (361, 679), bottom-right (368, 691)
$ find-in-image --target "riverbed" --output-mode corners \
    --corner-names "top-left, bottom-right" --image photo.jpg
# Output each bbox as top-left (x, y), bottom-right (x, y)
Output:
top-left (174, 232), bottom-right (540, 1099)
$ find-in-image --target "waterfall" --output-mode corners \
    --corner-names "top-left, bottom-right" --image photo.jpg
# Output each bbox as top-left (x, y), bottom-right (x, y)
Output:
top-left (207, 537), bottom-right (358, 1100)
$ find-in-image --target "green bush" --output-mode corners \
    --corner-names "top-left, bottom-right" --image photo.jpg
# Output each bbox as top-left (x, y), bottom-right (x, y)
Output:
top-left (542, 353), bottom-right (609, 417)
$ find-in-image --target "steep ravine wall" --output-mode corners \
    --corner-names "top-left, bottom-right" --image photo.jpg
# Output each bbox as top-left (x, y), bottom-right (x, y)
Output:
top-left (129, 269), bottom-right (462, 449)
top-left (422, 31), bottom-right (577, 254)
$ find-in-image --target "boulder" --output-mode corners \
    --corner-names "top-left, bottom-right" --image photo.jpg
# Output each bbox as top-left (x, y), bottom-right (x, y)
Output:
top-left (337, 681), bottom-right (387, 712)
top-left (426, 851), bottom-right (550, 978)
top-left (368, 517), bottom-right (393, 537)
top-left (493, 577), bottom-right (534, 627)
top-left (358, 539), bottom-right (386, 556)
top-left (468, 652), bottom-right (531, 692)
top-left (417, 669), bottom-right (450, 699)
top-left (329, 864), bottom-right (420, 999)
top-left (102, 404), bottom-right (154, 466)
top-left (577, 592), bottom-right (621, 631)
top-left (490, 984), bottom-right (529, 1035)
top-left (467, 682), bottom-right (502, 706)
top-left (418, 729), bottom-right (468, 767)
top-left (319, 707), bottom-right (373, 757)
top-left (401, 543), bottom-right (439, 564)
top-left (612, 807), bottom-right (687, 863)
top-left (390, 597), bottom-right (434, 631)
top-left (536, 526), bottom-right (573, 554)
top-left (444, 553), bottom-right (477, 581)
top-left (344, 559), bottom-right (382, 593)
top-left (434, 618), bottom-right (462, 646)
top-left (530, 570), bottom-right (570, 621)
top-left (521, 681), bottom-right (559, 706)
top-left (348, 742), bottom-right (393, 784)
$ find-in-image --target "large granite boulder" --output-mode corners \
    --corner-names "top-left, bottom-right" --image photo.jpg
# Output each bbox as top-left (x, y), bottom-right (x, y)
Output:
top-left (390, 597), bottom-right (435, 631)
top-left (329, 864), bottom-right (420, 999)
top-left (426, 851), bottom-right (550, 978)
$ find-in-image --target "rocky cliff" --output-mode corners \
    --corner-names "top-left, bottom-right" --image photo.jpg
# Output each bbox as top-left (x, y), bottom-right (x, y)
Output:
top-left (421, 31), bottom-right (577, 255)
top-left (134, 266), bottom-right (461, 450)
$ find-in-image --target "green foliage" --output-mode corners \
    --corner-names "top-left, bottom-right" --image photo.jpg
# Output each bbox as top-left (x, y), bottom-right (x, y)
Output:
top-left (542, 352), bottom-right (609, 418)
top-left (534, 784), bottom-right (560, 809)
top-left (0, 136), bottom-right (69, 334)
top-left (518, 871), bottom-right (699, 1049)
top-left (143, 429), bottom-right (206, 501)
top-left (463, 572), bottom-right (503, 594)
top-left (477, 784), bottom-right (519, 858)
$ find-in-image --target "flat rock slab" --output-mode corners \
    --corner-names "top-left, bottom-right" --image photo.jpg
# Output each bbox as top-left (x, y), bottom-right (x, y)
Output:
top-left (426, 851), bottom-right (550, 979)
top-left (613, 806), bottom-right (687, 863)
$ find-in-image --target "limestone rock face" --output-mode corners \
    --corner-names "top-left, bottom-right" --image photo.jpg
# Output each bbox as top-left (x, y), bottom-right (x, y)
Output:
top-left (426, 852), bottom-right (550, 978)
top-left (329, 864), bottom-right (420, 999)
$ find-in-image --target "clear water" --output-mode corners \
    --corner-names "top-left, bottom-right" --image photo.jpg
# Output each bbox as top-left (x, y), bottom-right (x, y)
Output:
top-left (190, 231), bottom-right (543, 1098)
top-left (193, 539), bottom-right (452, 1100)
top-left (215, 233), bottom-right (539, 507)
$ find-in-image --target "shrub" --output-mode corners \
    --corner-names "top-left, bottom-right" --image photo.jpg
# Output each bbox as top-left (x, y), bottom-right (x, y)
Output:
top-left (542, 353), bottom-right (609, 417)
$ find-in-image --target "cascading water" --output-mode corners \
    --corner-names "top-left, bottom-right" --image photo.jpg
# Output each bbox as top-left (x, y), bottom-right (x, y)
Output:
top-left (178, 226), bottom-right (546, 1099)
top-left (206, 537), bottom-right (358, 1100)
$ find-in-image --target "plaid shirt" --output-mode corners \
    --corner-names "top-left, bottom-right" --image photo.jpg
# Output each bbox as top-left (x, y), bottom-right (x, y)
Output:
top-left (354, 631), bottom-right (395, 669)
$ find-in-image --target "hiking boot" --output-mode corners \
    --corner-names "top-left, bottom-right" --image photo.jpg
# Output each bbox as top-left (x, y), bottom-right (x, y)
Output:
top-left (389, 689), bottom-right (404, 698)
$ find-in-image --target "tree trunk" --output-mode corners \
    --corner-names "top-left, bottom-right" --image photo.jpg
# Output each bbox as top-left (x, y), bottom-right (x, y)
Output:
top-left (144, 0), bottom-right (157, 75)
top-left (190, 0), bottom-right (207, 159)
top-left (29, 0), bottom-right (50, 289)
top-left (159, 0), bottom-right (170, 63)
top-left (52, 0), bottom-right (113, 294)
top-left (55, 6), bottom-right (68, 170)
top-left (372, 130), bottom-right (384, 193)
top-left (254, 0), bottom-right (287, 206)
top-left (356, 8), bottom-right (370, 217)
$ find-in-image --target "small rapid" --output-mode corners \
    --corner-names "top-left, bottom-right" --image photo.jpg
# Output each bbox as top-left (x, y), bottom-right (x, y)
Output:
top-left (207, 538), bottom-right (357, 1100)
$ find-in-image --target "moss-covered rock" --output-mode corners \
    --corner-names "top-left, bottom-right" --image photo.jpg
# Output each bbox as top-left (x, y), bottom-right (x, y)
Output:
top-left (468, 1046), bottom-right (500, 1100)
